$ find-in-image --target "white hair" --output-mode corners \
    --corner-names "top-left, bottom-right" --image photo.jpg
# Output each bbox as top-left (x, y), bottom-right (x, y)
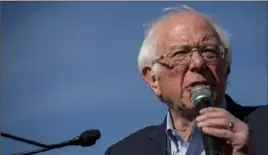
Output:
top-left (137, 5), bottom-right (232, 76)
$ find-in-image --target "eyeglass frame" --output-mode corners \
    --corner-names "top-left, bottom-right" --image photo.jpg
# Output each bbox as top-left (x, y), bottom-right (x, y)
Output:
top-left (151, 42), bottom-right (229, 68)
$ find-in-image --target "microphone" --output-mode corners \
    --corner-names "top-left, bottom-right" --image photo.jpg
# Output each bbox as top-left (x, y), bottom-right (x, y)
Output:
top-left (47, 129), bottom-right (101, 148)
top-left (190, 85), bottom-right (223, 155)
top-left (1, 132), bottom-right (49, 148)
top-left (10, 129), bottom-right (101, 155)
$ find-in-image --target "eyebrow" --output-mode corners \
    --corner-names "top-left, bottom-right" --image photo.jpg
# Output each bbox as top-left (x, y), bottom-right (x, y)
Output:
top-left (169, 45), bottom-right (190, 51)
top-left (168, 40), bottom-right (219, 50)
top-left (201, 40), bottom-right (219, 45)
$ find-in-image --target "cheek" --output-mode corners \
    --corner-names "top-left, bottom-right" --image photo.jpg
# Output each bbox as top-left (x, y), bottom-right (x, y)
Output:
top-left (209, 64), bottom-right (228, 104)
top-left (208, 64), bottom-right (227, 100)
top-left (212, 64), bottom-right (226, 83)
top-left (169, 65), bottom-right (188, 77)
top-left (160, 66), bottom-right (188, 93)
top-left (167, 66), bottom-right (188, 96)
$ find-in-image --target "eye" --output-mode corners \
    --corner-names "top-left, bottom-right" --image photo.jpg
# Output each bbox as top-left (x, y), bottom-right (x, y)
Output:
top-left (202, 45), bottom-right (220, 53)
top-left (171, 49), bottom-right (189, 57)
top-left (201, 48), bottom-right (218, 60)
top-left (204, 49), bottom-right (216, 54)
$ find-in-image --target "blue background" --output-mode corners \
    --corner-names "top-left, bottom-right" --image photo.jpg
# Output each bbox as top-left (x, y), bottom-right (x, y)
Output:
top-left (1, 2), bottom-right (267, 155)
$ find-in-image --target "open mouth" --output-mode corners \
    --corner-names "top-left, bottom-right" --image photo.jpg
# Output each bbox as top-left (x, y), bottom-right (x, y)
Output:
top-left (184, 81), bottom-right (215, 92)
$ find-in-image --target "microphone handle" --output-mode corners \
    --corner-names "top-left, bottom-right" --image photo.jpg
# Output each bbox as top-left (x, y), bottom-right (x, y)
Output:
top-left (11, 147), bottom-right (53, 155)
top-left (1, 132), bottom-right (49, 148)
top-left (11, 139), bottom-right (75, 155)
top-left (196, 98), bottom-right (223, 155)
top-left (202, 133), bottom-right (223, 155)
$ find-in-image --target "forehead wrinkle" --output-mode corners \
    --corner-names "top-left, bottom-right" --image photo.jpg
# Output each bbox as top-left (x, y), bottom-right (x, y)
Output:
top-left (155, 12), bottom-right (220, 55)
top-left (170, 22), bottom-right (217, 42)
top-left (164, 27), bottom-right (219, 52)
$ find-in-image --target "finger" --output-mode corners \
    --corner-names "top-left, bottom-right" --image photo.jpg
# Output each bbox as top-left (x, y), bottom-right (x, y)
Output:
top-left (197, 118), bottom-right (230, 129)
top-left (199, 107), bottom-right (226, 114)
top-left (199, 107), bottom-right (218, 114)
top-left (196, 111), bottom-right (228, 122)
top-left (201, 127), bottom-right (234, 140)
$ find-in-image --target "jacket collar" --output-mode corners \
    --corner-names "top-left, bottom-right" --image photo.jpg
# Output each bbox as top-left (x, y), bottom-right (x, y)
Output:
top-left (225, 94), bottom-right (258, 122)
top-left (147, 117), bottom-right (169, 155)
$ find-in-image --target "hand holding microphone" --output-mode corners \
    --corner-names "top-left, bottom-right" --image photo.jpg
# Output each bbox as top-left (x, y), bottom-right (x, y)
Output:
top-left (191, 85), bottom-right (251, 155)
top-left (196, 107), bottom-right (250, 153)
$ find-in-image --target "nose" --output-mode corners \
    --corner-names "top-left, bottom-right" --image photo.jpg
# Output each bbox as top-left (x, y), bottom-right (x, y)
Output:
top-left (188, 50), bottom-right (206, 73)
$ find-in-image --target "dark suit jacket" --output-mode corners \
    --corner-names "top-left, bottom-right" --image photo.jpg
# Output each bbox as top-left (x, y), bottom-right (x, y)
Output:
top-left (105, 95), bottom-right (268, 155)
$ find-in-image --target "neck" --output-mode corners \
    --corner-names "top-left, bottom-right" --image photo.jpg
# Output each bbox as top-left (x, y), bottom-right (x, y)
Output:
top-left (169, 108), bottom-right (197, 142)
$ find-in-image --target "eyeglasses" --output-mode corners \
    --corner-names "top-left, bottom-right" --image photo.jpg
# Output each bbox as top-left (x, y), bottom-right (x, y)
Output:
top-left (152, 43), bottom-right (228, 67)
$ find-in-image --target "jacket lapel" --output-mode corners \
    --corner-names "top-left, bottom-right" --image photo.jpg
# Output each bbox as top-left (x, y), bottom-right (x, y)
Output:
top-left (225, 94), bottom-right (247, 121)
top-left (225, 94), bottom-right (258, 122)
top-left (147, 118), bottom-right (169, 155)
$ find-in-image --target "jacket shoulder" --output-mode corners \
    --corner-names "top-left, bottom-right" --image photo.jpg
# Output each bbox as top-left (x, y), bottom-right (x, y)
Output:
top-left (245, 105), bottom-right (268, 155)
top-left (246, 104), bottom-right (268, 121)
top-left (105, 125), bottom-right (159, 155)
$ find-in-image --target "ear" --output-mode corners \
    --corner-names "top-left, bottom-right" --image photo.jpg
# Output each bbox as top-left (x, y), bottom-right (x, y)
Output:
top-left (141, 66), bottom-right (161, 97)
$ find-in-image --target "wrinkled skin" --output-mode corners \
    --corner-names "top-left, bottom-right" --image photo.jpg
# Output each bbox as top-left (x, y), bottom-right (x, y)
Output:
top-left (142, 12), bottom-right (254, 154)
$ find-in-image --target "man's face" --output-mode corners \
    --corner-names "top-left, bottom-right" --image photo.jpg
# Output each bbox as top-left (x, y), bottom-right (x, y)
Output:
top-left (148, 13), bottom-right (229, 112)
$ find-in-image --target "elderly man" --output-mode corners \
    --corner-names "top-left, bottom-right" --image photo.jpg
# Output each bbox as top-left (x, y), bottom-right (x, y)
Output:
top-left (105, 6), bottom-right (268, 155)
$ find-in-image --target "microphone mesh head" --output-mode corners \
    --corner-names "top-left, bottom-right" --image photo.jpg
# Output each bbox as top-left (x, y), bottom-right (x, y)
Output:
top-left (81, 129), bottom-right (101, 139)
top-left (80, 129), bottom-right (101, 147)
top-left (190, 85), bottom-right (213, 105)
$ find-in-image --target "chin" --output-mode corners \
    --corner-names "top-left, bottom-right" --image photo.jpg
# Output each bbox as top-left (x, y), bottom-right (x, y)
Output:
top-left (179, 105), bottom-right (197, 117)
top-left (183, 103), bottom-right (196, 110)
top-left (179, 97), bottom-right (195, 110)
top-left (181, 91), bottom-right (193, 105)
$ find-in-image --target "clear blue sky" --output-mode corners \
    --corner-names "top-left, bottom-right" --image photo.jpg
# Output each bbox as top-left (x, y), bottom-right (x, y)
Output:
top-left (1, 2), bottom-right (267, 155)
